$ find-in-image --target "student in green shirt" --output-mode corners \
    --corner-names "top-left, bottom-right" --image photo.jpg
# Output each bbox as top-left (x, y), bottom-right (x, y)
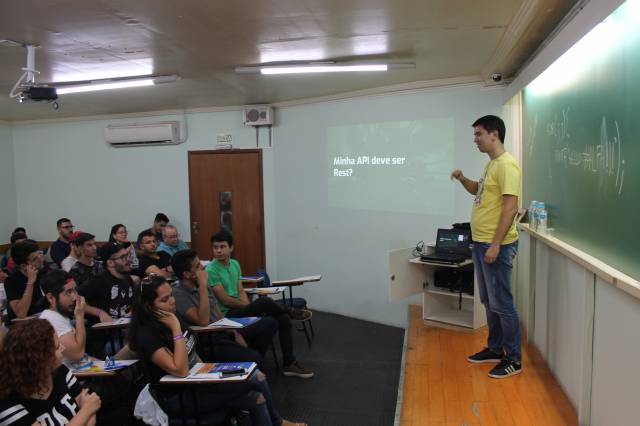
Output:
top-left (206, 231), bottom-right (314, 379)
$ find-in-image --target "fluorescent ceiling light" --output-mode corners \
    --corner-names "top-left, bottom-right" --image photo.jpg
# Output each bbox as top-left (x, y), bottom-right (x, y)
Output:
top-left (261, 64), bottom-right (388, 74)
top-left (236, 63), bottom-right (414, 75)
top-left (53, 74), bottom-right (179, 95)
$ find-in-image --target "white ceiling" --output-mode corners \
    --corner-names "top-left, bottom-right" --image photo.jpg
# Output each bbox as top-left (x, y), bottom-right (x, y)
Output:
top-left (0, 0), bottom-right (576, 122)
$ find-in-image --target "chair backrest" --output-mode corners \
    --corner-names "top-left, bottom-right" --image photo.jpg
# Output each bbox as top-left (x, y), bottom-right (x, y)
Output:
top-left (256, 269), bottom-right (271, 288)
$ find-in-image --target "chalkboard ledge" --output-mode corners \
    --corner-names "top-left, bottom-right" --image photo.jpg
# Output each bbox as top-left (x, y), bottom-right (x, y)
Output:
top-left (517, 223), bottom-right (640, 301)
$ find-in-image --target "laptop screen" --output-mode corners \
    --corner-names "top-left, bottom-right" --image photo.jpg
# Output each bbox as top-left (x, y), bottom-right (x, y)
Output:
top-left (436, 228), bottom-right (471, 254)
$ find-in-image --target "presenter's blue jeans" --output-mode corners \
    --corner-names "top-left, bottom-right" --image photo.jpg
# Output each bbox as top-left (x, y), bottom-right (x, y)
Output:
top-left (472, 241), bottom-right (521, 363)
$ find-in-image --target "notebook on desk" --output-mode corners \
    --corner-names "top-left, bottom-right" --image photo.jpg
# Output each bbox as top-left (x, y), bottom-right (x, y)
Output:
top-left (420, 228), bottom-right (471, 264)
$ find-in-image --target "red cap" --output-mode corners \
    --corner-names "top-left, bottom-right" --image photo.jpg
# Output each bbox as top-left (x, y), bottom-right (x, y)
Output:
top-left (68, 231), bottom-right (82, 243)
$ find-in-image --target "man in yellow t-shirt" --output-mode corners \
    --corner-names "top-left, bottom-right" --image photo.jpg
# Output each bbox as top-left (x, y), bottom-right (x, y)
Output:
top-left (451, 115), bottom-right (522, 379)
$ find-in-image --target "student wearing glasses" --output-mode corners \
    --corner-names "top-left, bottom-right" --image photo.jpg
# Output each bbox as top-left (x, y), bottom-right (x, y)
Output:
top-left (157, 225), bottom-right (188, 257)
top-left (108, 224), bottom-right (139, 270)
top-left (0, 319), bottom-right (102, 426)
top-left (49, 218), bottom-right (75, 267)
top-left (4, 240), bottom-right (52, 320)
top-left (129, 275), bottom-right (306, 426)
top-left (80, 242), bottom-right (136, 323)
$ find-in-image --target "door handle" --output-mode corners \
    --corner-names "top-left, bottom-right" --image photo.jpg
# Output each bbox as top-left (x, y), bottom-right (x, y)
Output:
top-left (191, 221), bottom-right (199, 235)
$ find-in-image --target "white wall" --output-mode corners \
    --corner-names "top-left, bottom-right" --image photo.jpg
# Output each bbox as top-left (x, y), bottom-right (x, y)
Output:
top-left (0, 123), bottom-right (17, 244)
top-left (11, 112), bottom-right (278, 274)
top-left (271, 85), bottom-right (506, 326)
top-left (10, 84), bottom-right (505, 327)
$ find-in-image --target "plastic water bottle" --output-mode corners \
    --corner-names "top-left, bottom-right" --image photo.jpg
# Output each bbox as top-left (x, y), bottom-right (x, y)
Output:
top-left (538, 208), bottom-right (548, 234)
top-left (530, 201), bottom-right (539, 231)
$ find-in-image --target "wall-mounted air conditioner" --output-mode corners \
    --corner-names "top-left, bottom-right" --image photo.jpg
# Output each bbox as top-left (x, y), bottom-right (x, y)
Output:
top-left (243, 105), bottom-right (273, 126)
top-left (105, 121), bottom-right (181, 147)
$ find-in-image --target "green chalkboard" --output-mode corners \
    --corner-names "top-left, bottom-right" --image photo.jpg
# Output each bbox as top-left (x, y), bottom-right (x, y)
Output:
top-left (522, 0), bottom-right (640, 278)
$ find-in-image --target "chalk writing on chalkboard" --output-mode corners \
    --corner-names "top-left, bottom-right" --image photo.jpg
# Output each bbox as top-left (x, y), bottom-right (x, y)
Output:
top-left (553, 116), bottom-right (625, 196)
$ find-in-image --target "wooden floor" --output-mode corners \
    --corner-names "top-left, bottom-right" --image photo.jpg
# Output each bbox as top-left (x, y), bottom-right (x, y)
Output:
top-left (400, 305), bottom-right (577, 426)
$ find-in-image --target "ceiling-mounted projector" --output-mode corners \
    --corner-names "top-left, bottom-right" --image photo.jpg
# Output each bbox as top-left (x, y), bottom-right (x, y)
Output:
top-left (9, 43), bottom-right (59, 108)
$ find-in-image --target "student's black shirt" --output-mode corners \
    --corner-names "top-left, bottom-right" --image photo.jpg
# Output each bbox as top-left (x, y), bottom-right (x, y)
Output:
top-left (49, 239), bottom-right (71, 267)
top-left (4, 267), bottom-right (48, 320)
top-left (69, 260), bottom-right (104, 287)
top-left (0, 366), bottom-right (82, 426)
top-left (136, 252), bottom-right (172, 277)
top-left (79, 270), bottom-right (134, 318)
top-left (134, 321), bottom-right (198, 384)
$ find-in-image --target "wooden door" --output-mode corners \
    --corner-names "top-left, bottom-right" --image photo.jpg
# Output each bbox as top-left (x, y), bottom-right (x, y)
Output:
top-left (188, 150), bottom-right (265, 275)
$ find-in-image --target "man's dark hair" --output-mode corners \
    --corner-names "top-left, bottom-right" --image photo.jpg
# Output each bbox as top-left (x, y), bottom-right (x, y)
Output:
top-left (72, 232), bottom-right (95, 247)
top-left (154, 213), bottom-right (169, 223)
top-left (10, 232), bottom-right (28, 245)
top-left (171, 249), bottom-right (198, 280)
top-left (210, 230), bottom-right (233, 246)
top-left (56, 218), bottom-right (71, 228)
top-left (137, 229), bottom-right (156, 245)
top-left (12, 227), bottom-right (26, 234)
top-left (12, 240), bottom-right (40, 265)
top-left (472, 115), bottom-right (506, 143)
top-left (41, 269), bottom-right (72, 301)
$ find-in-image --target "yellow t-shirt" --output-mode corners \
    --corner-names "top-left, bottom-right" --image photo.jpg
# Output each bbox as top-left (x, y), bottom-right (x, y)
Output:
top-left (470, 151), bottom-right (521, 244)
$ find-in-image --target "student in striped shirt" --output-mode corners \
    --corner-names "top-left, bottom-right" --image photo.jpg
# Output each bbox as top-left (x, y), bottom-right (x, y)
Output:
top-left (0, 319), bottom-right (101, 426)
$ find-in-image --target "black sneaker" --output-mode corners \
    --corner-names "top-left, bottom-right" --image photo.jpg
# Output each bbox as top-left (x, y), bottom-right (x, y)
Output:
top-left (283, 361), bottom-right (315, 378)
top-left (467, 348), bottom-right (503, 364)
top-left (488, 358), bottom-right (522, 379)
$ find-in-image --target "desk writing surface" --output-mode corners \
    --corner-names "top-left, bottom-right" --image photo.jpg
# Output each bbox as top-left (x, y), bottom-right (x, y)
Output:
top-left (92, 317), bottom-right (131, 329)
top-left (522, 0), bottom-right (640, 278)
top-left (160, 362), bottom-right (256, 384)
top-left (245, 286), bottom-right (287, 295)
top-left (72, 359), bottom-right (138, 377)
top-left (271, 275), bottom-right (322, 286)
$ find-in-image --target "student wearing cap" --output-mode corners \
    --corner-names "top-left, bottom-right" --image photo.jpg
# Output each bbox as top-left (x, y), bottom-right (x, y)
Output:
top-left (69, 232), bottom-right (104, 287)
top-left (80, 241), bottom-right (136, 322)
top-left (61, 231), bottom-right (82, 272)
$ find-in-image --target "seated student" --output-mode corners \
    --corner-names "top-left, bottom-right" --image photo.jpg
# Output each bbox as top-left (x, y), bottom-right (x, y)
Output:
top-left (48, 218), bottom-right (75, 267)
top-left (39, 270), bottom-right (138, 424)
top-left (108, 224), bottom-right (139, 269)
top-left (61, 231), bottom-right (81, 272)
top-left (4, 240), bottom-right (52, 320)
top-left (0, 319), bottom-right (102, 426)
top-left (39, 270), bottom-right (89, 366)
top-left (136, 230), bottom-right (172, 278)
top-left (171, 249), bottom-right (277, 366)
top-left (141, 212), bottom-right (169, 244)
top-left (69, 233), bottom-right (104, 288)
top-left (128, 275), bottom-right (306, 426)
top-left (207, 231), bottom-right (314, 378)
top-left (157, 225), bottom-right (188, 257)
top-left (81, 242), bottom-right (135, 321)
top-left (1, 231), bottom-right (28, 274)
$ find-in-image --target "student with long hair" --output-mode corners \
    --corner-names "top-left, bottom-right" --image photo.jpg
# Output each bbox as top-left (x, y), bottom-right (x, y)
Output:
top-left (128, 274), bottom-right (306, 426)
top-left (108, 224), bottom-right (138, 269)
top-left (0, 319), bottom-right (102, 426)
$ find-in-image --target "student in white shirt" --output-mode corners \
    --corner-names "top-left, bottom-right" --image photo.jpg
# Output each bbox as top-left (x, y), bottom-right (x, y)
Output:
top-left (39, 269), bottom-right (88, 366)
